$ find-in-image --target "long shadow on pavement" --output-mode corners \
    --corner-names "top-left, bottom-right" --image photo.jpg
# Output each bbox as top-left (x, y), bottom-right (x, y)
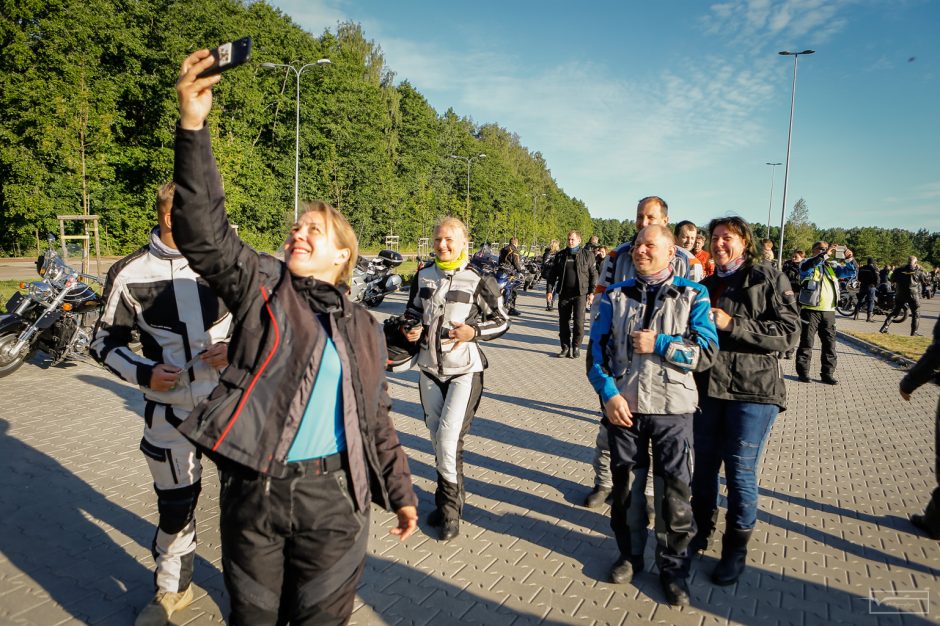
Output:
top-left (395, 430), bottom-right (588, 509)
top-left (360, 556), bottom-right (575, 625)
top-left (755, 508), bottom-right (940, 578)
top-left (0, 419), bottom-right (225, 623)
top-left (389, 394), bottom-right (594, 463)
top-left (760, 486), bottom-right (917, 534)
top-left (482, 389), bottom-right (601, 424)
top-left (401, 450), bottom-right (609, 541)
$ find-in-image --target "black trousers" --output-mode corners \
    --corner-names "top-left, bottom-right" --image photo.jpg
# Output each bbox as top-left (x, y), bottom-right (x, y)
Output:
top-left (922, 399), bottom-right (940, 533)
top-left (219, 462), bottom-right (368, 626)
top-left (885, 293), bottom-right (920, 333)
top-left (856, 285), bottom-right (877, 316)
top-left (558, 295), bottom-right (586, 349)
top-left (606, 413), bottom-right (695, 579)
top-left (796, 309), bottom-right (837, 378)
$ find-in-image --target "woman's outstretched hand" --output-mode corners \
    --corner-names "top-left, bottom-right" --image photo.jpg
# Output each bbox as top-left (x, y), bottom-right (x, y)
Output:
top-left (176, 50), bottom-right (222, 130)
top-left (390, 505), bottom-right (418, 541)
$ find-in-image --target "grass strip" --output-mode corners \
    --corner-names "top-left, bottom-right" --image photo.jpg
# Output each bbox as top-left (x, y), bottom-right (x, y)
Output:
top-left (844, 331), bottom-right (931, 361)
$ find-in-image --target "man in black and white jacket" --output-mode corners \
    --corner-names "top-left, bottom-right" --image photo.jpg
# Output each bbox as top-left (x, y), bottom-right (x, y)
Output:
top-left (91, 182), bottom-right (231, 626)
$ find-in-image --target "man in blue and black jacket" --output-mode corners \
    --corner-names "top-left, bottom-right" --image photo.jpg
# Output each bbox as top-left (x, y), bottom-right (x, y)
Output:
top-left (586, 225), bottom-right (718, 606)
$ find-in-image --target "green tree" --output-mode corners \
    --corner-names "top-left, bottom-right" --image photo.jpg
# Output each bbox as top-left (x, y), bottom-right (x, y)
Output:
top-left (782, 198), bottom-right (815, 255)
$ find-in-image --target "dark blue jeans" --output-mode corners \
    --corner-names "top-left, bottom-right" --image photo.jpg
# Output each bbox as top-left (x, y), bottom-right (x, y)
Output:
top-left (691, 397), bottom-right (779, 530)
top-left (856, 285), bottom-right (877, 316)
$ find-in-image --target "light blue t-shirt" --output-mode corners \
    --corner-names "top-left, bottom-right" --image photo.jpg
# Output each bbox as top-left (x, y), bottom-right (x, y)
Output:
top-left (286, 336), bottom-right (347, 462)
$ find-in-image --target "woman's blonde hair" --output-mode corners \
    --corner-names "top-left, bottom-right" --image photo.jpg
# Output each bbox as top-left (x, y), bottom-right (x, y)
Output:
top-left (549, 239), bottom-right (560, 253)
top-left (434, 216), bottom-right (468, 242)
top-left (298, 200), bottom-right (359, 285)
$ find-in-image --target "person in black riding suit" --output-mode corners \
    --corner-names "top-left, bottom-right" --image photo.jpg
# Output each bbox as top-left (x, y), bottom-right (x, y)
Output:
top-left (779, 250), bottom-right (805, 359)
top-left (879, 263), bottom-right (894, 288)
top-left (881, 257), bottom-right (924, 336)
top-left (855, 257), bottom-right (880, 322)
top-left (542, 239), bottom-right (560, 311)
top-left (547, 230), bottom-right (597, 358)
top-left (499, 237), bottom-right (525, 316)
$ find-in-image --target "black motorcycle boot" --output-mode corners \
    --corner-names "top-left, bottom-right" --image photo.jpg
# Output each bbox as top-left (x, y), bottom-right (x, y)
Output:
top-left (435, 473), bottom-right (462, 540)
top-left (911, 317), bottom-right (921, 336)
top-left (660, 573), bottom-right (691, 606)
top-left (712, 527), bottom-right (753, 586)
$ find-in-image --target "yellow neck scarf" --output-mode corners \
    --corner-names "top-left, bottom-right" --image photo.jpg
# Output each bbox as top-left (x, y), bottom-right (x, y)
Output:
top-left (435, 250), bottom-right (467, 272)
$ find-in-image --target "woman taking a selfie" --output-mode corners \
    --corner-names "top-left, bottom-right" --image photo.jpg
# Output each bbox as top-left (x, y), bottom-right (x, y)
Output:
top-left (172, 49), bottom-right (417, 626)
top-left (690, 216), bottom-right (799, 586)
top-left (402, 217), bottom-right (509, 541)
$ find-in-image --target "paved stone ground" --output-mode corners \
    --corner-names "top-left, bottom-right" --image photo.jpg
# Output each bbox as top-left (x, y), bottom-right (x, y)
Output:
top-left (0, 288), bottom-right (938, 625)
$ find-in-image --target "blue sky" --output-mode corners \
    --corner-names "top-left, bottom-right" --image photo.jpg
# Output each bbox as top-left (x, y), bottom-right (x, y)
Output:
top-left (270, 0), bottom-right (939, 232)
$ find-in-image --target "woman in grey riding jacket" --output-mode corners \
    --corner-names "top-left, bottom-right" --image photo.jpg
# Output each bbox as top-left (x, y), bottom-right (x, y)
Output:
top-left (402, 217), bottom-right (509, 541)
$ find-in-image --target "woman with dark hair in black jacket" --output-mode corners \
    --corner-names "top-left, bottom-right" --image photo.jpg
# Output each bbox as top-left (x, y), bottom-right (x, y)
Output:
top-left (173, 49), bottom-right (417, 626)
top-left (690, 216), bottom-right (800, 586)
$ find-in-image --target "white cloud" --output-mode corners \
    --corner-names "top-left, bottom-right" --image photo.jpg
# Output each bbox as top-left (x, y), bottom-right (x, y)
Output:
top-left (274, 0), bottom-right (350, 32)
top-left (275, 0), bottom-right (870, 219)
top-left (370, 38), bottom-right (783, 209)
top-left (703, 0), bottom-right (854, 52)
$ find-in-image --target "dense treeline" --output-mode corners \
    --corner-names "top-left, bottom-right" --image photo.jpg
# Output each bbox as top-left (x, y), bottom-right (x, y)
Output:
top-left (0, 0), bottom-right (592, 256)
top-left (591, 198), bottom-right (940, 268)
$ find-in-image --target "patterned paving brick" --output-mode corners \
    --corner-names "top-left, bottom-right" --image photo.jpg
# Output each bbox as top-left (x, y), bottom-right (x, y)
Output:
top-left (0, 290), bottom-right (938, 625)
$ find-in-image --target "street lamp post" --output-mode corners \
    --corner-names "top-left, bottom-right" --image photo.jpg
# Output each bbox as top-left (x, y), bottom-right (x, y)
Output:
top-left (776, 49), bottom-right (814, 268)
top-left (450, 153), bottom-right (486, 231)
top-left (765, 162), bottom-right (782, 239)
top-left (261, 59), bottom-right (332, 223)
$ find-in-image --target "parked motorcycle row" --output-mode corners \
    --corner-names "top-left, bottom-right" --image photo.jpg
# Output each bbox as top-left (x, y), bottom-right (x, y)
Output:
top-left (6, 238), bottom-right (929, 380)
top-left (468, 245), bottom-right (543, 312)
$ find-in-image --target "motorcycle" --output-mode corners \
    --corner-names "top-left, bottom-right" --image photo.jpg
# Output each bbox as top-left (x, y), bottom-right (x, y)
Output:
top-left (922, 277), bottom-right (936, 300)
top-left (349, 249), bottom-right (403, 308)
top-left (495, 267), bottom-right (525, 312)
top-left (836, 279), bottom-right (907, 322)
top-left (522, 257), bottom-right (542, 291)
top-left (469, 251), bottom-right (522, 312)
top-left (0, 238), bottom-right (103, 377)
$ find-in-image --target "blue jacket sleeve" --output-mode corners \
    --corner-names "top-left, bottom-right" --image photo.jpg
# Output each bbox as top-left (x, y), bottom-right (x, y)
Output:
top-left (653, 284), bottom-right (719, 371)
top-left (799, 253), bottom-right (826, 279)
top-left (586, 292), bottom-right (620, 403)
top-left (835, 260), bottom-right (857, 279)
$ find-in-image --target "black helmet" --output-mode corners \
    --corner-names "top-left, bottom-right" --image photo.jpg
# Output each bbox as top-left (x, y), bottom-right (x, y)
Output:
top-left (383, 316), bottom-right (419, 372)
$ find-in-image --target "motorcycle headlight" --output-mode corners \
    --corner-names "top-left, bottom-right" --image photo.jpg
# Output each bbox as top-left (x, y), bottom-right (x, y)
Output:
top-left (28, 281), bottom-right (53, 301)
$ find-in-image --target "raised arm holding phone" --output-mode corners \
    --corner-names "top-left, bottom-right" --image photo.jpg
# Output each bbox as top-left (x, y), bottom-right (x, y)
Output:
top-left (172, 48), bottom-right (417, 626)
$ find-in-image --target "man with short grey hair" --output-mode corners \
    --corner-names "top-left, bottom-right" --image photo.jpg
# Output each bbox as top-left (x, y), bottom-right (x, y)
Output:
top-left (881, 256), bottom-right (924, 336)
top-left (587, 224), bottom-right (718, 605)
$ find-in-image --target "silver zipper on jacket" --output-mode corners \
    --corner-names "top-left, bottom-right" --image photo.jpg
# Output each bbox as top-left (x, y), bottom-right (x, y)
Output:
top-left (436, 273), bottom-right (454, 377)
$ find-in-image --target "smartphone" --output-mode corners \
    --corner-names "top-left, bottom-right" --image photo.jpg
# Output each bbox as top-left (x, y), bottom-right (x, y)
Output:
top-left (834, 245), bottom-right (846, 260)
top-left (197, 36), bottom-right (252, 78)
